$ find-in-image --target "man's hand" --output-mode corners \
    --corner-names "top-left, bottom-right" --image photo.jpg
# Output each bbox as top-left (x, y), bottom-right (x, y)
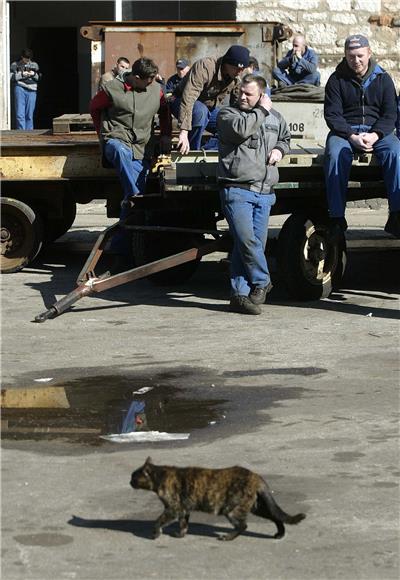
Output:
top-left (177, 130), bottom-right (190, 155)
top-left (349, 133), bottom-right (376, 152)
top-left (258, 94), bottom-right (272, 112)
top-left (359, 132), bottom-right (379, 150)
top-left (159, 135), bottom-right (172, 154)
top-left (268, 148), bottom-right (283, 165)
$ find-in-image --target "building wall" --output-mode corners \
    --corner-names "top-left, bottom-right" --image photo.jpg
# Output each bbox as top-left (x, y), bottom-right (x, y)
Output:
top-left (237, 0), bottom-right (400, 88)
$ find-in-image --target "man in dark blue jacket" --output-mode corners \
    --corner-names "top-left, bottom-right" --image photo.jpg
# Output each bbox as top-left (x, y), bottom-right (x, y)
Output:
top-left (272, 34), bottom-right (320, 87)
top-left (324, 34), bottom-right (400, 240)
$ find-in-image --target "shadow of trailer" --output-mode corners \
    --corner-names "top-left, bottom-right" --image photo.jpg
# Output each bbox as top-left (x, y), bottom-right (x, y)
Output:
top-left (33, 142), bottom-right (389, 323)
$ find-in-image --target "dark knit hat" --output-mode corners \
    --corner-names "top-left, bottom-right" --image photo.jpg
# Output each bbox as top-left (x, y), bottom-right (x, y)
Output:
top-left (345, 34), bottom-right (370, 50)
top-left (222, 45), bottom-right (250, 68)
top-left (176, 58), bottom-right (189, 69)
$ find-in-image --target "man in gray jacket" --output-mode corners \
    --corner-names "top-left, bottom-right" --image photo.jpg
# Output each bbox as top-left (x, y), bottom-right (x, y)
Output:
top-left (217, 74), bottom-right (290, 315)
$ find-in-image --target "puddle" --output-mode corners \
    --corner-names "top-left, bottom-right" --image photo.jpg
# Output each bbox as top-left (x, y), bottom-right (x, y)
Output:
top-left (1, 377), bottom-right (226, 446)
top-left (1, 366), bottom-right (307, 452)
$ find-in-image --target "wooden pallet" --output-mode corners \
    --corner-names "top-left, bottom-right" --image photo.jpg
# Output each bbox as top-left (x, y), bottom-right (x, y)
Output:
top-left (52, 113), bottom-right (95, 134)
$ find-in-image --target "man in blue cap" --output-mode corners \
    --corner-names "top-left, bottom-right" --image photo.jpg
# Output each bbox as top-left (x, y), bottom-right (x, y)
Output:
top-left (170, 45), bottom-right (250, 153)
top-left (165, 58), bottom-right (190, 95)
top-left (324, 34), bottom-right (400, 240)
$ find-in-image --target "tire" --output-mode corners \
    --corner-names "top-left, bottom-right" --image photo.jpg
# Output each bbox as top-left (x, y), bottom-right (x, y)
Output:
top-left (43, 198), bottom-right (77, 243)
top-left (0, 197), bottom-right (44, 273)
top-left (277, 212), bottom-right (347, 300)
top-left (132, 230), bottom-right (203, 285)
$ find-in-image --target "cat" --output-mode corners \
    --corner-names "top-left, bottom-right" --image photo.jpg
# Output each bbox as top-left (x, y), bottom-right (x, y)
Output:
top-left (130, 456), bottom-right (306, 541)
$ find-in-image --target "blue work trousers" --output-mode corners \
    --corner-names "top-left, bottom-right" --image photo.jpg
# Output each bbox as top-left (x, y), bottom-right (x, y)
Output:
top-left (324, 127), bottom-right (400, 217)
top-left (272, 68), bottom-right (320, 87)
top-left (14, 85), bottom-right (37, 130)
top-left (170, 98), bottom-right (219, 150)
top-left (220, 187), bottom-right (276, 296)
top-left (104, 138), bottom-right (149, 256)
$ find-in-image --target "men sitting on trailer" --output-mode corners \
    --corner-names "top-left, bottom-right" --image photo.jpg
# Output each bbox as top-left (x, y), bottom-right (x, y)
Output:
top-left (90, 57), bottom-right (172, 265)
top-left (216, 74), bottom-right (290, 315)
top-left (170, 45), bottom-right (250, 154)
top-left (324, 34), bottom-right (400, 241)
top-left (272, 34), bottom-right (320, 88)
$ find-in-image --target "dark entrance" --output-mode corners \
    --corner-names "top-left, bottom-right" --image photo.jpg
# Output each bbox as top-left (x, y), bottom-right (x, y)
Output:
top-left (27, 27), bottom-right (79, 129)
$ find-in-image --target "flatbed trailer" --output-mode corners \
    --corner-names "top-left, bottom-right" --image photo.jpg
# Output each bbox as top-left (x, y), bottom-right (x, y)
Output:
top-left (26, 136), bottom-right (389, 322)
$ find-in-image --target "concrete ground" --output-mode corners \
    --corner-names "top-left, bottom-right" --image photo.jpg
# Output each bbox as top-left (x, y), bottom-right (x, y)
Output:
top-left (1, 203), bottom-right (399, 580)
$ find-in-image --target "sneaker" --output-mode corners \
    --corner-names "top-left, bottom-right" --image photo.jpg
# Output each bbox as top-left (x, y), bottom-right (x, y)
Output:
top-left (249, 282), bottom-right (273, 305)
top-left (326, 217), bottom-right (348, 245)
top-left (229, 295), bottom-right (262, 315)
top-left (384, 211), bottom-right (400, 239)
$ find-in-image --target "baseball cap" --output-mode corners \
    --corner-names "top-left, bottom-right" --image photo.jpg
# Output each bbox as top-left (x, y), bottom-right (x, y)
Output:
top-left (176, 59), bottom-right (189, 69)
top-left (344, 34), bottom-right (370, 50)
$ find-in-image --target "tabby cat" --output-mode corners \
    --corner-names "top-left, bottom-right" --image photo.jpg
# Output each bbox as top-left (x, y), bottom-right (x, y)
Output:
top-left (130, 457), bottom-right (306, 541)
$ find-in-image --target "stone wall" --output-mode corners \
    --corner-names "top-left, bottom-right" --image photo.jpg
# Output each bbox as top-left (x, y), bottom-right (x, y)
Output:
top-left (237, 0), bottom-right (400, 88)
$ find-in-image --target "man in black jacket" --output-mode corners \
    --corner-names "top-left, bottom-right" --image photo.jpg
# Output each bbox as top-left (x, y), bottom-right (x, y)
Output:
top-left (324, 34), bottom-right (400, 240)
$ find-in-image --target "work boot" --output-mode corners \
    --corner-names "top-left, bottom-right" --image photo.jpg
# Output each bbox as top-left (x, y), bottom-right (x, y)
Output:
top-left (326, 217), bottom-right (348, 245)
top-left (229, 295), bottom-right (262, 315)
top-left (384, 211), bottom-right (400, 239)
top-left (249, 282), bottom-right (273, 305)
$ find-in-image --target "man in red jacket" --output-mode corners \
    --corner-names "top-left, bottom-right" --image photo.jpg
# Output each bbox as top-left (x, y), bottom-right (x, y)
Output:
top-left (90, 57), bottom-right (171, 262)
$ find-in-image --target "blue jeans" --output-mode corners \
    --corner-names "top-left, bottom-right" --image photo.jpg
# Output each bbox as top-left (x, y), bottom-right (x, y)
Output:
top-left (104, 138), bottom-right (149, 255)
top-left (14, 85), bottom-right (37, 130)
top-left (170, 98), bottom-right (219, 149)
top-left (272, 68), bottom-right (320, 87)
top-left (324, 127), bottom-right (400, 217)
top-left (220, 187), bottom-right (276, 296)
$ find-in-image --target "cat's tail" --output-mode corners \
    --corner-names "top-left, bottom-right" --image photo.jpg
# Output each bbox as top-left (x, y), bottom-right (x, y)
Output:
top-left (253, 486), bottom-right (306, 538)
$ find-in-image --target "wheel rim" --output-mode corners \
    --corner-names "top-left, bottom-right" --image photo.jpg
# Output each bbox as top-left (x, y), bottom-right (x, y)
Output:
top-left (0, 204), bottom-right (39, 272)
top-left (300, 220), bottom-right (338, 287)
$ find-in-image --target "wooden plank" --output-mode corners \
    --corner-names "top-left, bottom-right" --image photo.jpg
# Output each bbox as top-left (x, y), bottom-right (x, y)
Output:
top-left (53, 113), bottom-right (95, 134)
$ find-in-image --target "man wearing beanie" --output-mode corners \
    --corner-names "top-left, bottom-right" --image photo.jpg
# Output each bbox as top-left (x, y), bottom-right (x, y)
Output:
top-left (324, 34), bottom-right (400, 240)
top-left (170, 45), bottom-right (250, 153)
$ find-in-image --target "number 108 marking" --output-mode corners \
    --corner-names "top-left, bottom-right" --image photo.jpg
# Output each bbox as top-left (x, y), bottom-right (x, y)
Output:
top-left (289, 122), bottom-right (305, 132)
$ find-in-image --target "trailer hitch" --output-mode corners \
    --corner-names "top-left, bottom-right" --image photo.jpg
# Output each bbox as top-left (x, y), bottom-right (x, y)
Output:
top-left (33, 223), bottom-right (228, 322)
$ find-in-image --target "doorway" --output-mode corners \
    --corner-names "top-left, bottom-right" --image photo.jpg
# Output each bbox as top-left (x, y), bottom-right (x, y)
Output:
top-left (27, 27), bottom-right (79, 129)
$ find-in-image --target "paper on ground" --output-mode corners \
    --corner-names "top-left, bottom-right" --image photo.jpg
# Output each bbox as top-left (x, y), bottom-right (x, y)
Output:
top-left (100, 431), bottom-right (190, 443)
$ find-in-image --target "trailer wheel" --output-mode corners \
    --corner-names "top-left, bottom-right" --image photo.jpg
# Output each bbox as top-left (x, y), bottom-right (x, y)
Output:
top-left (44, 198), bottom-right (77, 243)
top-left (132, 231), bottom-right (203, 285)
top-left (277, 212), bottom-right (346, 300)
top-left (0, 197), bottom-right (44, 273)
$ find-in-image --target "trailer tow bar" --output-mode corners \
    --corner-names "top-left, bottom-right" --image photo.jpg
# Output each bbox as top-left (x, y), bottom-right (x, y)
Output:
top-left (33, 223), bottom-right (228, 322)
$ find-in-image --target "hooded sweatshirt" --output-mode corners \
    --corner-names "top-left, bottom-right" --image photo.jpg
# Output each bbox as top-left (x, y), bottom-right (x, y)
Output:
top-left (324, 58), bottom-right (397, 139)
top-left (10, 59), bottom-right (40, 91)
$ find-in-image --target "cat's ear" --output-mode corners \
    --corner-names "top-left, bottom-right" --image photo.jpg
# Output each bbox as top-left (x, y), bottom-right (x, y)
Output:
top-left (145, 456), bottom-right (153, 465)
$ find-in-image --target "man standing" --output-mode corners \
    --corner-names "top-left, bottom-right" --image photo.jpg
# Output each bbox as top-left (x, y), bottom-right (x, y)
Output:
top-left (171, 45), bottom-right (250, 153)
top-left (324, 34), bottom-right (400, 241)
top-left (98, 56), bottom-right (130, 90)
top-left (272, 34), bottom-right (320, 87)
top-left (90, 57), bottom-right (171, 263)
top-left (217, 74), bottom-right (290, 315)
top-left (10, 48), bottom-right (40, 130)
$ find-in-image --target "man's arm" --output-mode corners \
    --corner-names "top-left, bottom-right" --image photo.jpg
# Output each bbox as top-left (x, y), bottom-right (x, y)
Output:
top-left (370, 73), bottom-right (397, 138)
top-left (324, 75), bottom-right (354, 139)
top-left (217, 97), bottom-right (272, 144)
top-left (296, 49), bottom-right (318, 74)
top-left (178, 59), bottom-right (211, 131)
top-left (89, 90), bottom-right (112, 135)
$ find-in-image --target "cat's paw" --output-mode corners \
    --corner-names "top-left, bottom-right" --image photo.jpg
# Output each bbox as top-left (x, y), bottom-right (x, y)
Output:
top-left (151, 528), bottom-right (161, 539)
